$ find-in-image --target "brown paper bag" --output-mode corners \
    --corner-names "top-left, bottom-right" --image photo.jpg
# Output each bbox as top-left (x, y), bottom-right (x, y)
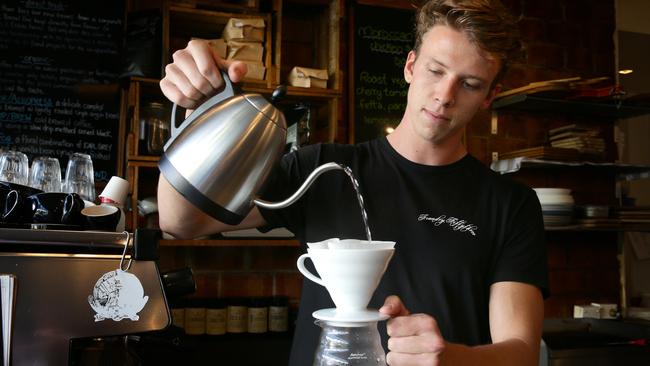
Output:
top-left (222, 18), bottom-right (265, 42)
top-left (288, 67), bottom-right (328, 88)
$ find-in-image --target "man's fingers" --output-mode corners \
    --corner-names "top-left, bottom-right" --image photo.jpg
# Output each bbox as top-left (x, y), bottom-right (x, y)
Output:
top-left (380, 295), bottom-right (410, 317)
top-left (386, 351), bottom-right (442, 366)
top-left (159, 78), bottom-right (198, 110)
top-left (172, 50), bottom-right (217, 97)
top-left (386, 313), bottom-right (441, 337)
top-left (387, 334), bottom-right (445, 354)
top-left (160, 39), bottom-right (248, 111)
top-left (186, 40), bottom-right (223, 90)
top-left (164, 62), bottom-right (205, 104)
top-left (215, 58), bottom-right (248, 83)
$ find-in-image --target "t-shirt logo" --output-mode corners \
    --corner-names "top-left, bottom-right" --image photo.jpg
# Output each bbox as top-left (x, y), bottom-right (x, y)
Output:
top-left (417, 213), bottom-right (478, 236)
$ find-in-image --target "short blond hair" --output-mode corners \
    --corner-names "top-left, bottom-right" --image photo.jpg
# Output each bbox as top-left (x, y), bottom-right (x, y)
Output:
top-left (414, 0), bottom-right (522, 86)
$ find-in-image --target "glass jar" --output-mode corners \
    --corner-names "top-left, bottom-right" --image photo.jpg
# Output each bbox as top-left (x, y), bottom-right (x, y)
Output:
top-left (141, 102), bottom-right (170, 155)
top-left (268, 296), bottom-right (289, 332)
top-left (226, 297), bottom-right (248, 333)
top-left (170, 298), bottom-right (186, 330)
top-left (205, 298), bottom-right (227, 336)
top-left (247, 297), bottom-right (268, 334)
top-left (313, 320), bottom-right (386, 366)
top-left (184, 298), bottom-right (206, 335)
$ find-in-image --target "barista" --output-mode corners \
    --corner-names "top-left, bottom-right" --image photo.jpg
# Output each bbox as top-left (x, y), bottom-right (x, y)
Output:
top-left (158, 1), bottom-right (548, 365)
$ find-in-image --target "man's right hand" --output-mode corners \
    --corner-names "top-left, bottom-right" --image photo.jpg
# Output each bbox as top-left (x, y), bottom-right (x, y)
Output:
top-left (160, 39), bottom-right (248, 110)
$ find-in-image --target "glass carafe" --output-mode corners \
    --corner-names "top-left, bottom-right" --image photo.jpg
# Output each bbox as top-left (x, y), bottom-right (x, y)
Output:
top-left (313, 320), bottom-right (386, 366)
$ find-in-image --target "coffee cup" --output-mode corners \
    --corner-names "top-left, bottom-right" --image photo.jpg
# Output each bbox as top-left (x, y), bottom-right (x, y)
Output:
top-left (297, 241), bottom-right (395, 313)
top-left (1, 181), bottom-right (43, 222)
top-left (81, 204), bottom-right (121, 231)
top-left (3, 191), bottom-right (84, 225)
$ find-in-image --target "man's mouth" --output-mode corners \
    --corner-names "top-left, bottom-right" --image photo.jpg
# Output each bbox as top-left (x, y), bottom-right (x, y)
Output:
top-left (423, 108), bottom-right (451, 123)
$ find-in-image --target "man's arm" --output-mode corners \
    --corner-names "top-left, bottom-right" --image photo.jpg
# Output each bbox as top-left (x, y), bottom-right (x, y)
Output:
top-left (157, 175), bottom-right (267, 239)
top-left (381, 281), bottom-right (544, 366)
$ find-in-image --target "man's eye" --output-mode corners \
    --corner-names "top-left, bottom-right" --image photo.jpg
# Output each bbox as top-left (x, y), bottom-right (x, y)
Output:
top-left (430, 69), bottom-right (443, 76)
top-left (463, 81), bottom-right (480, 90)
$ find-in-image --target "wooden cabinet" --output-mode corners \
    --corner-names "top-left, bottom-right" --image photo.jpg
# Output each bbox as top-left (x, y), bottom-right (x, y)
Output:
top-left (123, 0), bottom-right (344, 236)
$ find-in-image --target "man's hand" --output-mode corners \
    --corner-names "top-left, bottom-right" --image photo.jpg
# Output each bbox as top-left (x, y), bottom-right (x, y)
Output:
top-left (380, 295), bottom-right (446, 365)
top-left (160, 39), bottom-right (248, 109)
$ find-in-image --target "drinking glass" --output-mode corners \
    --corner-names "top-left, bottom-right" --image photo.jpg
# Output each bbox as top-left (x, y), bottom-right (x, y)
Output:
top-left (0, 150), bottom-right (29, 185)
top-left (63, 153), bottom-right (95, 201)
top-left (29, 156), bottom-right (62, 192)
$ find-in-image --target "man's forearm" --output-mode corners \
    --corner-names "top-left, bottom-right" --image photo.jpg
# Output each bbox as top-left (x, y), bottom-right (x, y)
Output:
top-left (441, 338), bottom-right (538, 366)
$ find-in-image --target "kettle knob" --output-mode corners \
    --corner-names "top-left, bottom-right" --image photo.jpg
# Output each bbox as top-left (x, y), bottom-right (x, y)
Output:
top-left (271, 84), bottom-right (287, 104)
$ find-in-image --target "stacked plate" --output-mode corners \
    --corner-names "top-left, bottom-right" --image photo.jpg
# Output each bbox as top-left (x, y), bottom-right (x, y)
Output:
top-left (533, 188), bottom-right (574, 226)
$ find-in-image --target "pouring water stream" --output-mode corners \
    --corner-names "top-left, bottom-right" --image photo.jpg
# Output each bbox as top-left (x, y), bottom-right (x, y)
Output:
top-left (253, 162), bottom-right (372, 242)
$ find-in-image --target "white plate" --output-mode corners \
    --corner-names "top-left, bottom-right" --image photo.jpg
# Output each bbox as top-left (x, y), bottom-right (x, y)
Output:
top-left (313, 308), bottom-right (390, 326)
top-left (533, 188), bottom-right (571, 195)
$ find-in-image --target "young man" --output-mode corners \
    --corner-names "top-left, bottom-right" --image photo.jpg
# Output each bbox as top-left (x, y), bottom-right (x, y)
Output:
top-left (158, 1), bottom-right (548, 365)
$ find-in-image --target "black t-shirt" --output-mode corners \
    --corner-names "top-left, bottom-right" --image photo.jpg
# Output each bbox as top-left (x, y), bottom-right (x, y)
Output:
top-left (258, 137), bottom-right (548, 366)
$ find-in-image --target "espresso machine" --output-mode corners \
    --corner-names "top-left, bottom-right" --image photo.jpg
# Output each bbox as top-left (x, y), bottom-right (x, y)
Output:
top-left (0, 228), bottom-right (171, 365)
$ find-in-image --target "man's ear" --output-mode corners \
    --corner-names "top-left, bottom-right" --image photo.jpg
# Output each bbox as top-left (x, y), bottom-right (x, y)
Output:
top-left (404, 50), bottom-right (417, 84)
top-left (481, 84), bottom-right (501, 109)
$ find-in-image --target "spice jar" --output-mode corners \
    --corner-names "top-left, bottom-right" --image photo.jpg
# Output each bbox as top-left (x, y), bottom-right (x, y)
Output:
top-left (205, 298), bottom-right (227, 336)
top-left (226, 297), bottom-right (248, 333)
top-left (184, 298), bottom-right (206, 335)
top-left (247, 297), bottom-right (268, 334)
top-left (268, 296), bottom-right (289, 332)
top-left (170, 298), bottom-right (186, 330)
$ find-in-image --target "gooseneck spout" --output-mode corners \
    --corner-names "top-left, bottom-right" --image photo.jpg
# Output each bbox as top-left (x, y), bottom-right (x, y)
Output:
top-left (253, 162), bottom-right (346, 210)
top-left (253, 161), bottom-right (372, 242)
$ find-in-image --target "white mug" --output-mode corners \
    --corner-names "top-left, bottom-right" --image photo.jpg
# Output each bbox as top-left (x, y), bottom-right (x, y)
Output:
top-left (297, 245), bottom-right (394, 313)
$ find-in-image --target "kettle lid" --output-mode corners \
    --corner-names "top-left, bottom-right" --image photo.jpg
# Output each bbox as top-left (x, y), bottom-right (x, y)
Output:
top-left (244, 94), bottom-right (287, 130)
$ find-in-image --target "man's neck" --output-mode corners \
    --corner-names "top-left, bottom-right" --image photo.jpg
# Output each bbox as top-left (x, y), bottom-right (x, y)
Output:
top-left (386, 124), bottom-right (467, 166)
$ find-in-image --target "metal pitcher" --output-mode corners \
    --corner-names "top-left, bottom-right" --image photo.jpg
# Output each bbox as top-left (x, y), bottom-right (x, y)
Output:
top-left (159, 71), bottom-right (288, 225)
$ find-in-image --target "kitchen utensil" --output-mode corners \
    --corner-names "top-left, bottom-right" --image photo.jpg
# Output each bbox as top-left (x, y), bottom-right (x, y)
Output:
top-left (297, 243), bottom-right (395, 314)
top-left (159, 70), bottom-right (290, 225)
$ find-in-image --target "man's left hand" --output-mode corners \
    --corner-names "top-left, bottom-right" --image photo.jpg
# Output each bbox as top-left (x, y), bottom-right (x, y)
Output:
top-left (380, 295), bottom-right (446, 365)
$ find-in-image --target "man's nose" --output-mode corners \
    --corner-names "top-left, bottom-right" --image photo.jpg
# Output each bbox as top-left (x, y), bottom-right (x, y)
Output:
top-left (434, 78), bottom-right (456, 108)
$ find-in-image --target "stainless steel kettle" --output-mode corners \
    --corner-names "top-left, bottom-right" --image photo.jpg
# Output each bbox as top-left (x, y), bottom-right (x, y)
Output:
top-left (159, 71), bottom-right (288, 225)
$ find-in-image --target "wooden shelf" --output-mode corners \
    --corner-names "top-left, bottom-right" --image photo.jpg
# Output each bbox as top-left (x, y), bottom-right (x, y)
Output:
top-left (129, 76), bottom-right (160, 85)
top-left (546, 223), bottom-right (650, 232)
top-left (491, 157), bottom-right (650, 180)
top-left (127, 155), bottom-right (161, 163)
top-left (127, 159), bottom-right (160, 168)
top-left (492, 94), bottom-right (650, 119)
top-left (160, 238), bottom-right (300, 247)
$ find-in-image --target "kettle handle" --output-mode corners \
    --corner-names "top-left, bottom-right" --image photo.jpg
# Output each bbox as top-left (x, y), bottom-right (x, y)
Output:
top-left (166, 69), bottom-right (237, 150)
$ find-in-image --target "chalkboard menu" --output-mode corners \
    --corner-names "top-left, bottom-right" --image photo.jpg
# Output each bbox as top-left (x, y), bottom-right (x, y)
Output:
top-left (0, 0), bottom-right (125, 183)
top-left (352, 4), bottom-right (414, 143)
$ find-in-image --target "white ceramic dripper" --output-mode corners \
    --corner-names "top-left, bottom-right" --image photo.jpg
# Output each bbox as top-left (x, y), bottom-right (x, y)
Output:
top-left (297, 238), bottom-right (395, 322)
